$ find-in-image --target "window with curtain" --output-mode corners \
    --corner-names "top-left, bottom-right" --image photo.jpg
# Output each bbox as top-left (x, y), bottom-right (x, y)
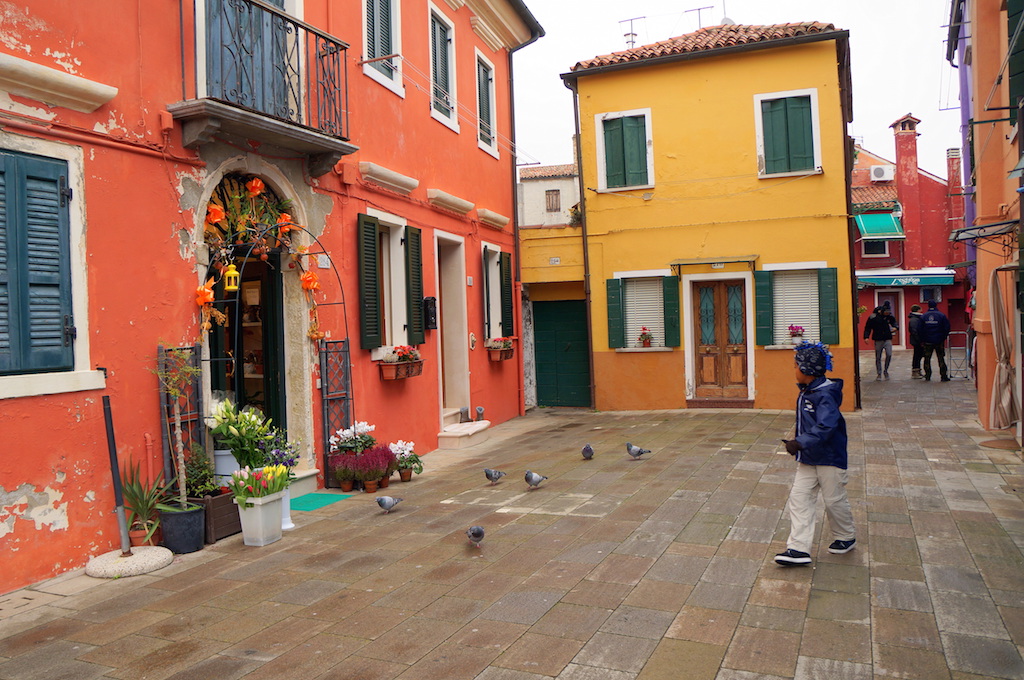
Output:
top-left (771, 270), bottom-right (820, 343)
top-left (605, 276), bottom-right (680, 349)
top-left (754, 268), bottom-right (838, 345)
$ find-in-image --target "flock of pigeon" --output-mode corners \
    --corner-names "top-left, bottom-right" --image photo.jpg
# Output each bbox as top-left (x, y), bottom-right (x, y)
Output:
top-left (373, 441), bottom-right (654, 549)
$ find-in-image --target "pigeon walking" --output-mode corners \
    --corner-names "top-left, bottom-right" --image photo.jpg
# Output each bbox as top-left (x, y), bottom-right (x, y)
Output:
top-left (484, 468), bottom-right (506, 485)
top-left (626, 442), bottom-right (650, 459)
top-left (375, 496), bottom-right (402, 514)
top-left (466, 525), bottom-right (485, 548)
top-left (581, 444), bottom-right (594, 460)
top-left (525, 470), bottom-right (548, 489)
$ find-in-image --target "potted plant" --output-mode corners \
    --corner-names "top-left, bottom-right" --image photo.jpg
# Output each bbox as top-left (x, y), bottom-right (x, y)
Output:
top-left (332, 455), bottom-right (359, 492)
top-left (259, 427), bottom-right (300, 530)
top-left (379, 446), bottom-right (399, 488)
top-left (155, 347), bottom-right (205, 554)
top-left (354, 445), bottom-right (391, 493)
top-left (328, 421), bottom-right (376, 489)
top-left (788, 324), bottom-right (805, 345)
top-left (637, 327), bottom-right (654, 348)
top-left (121, 458), bottom-right (172, 546)
top-left (210, 399), bottom-right (274, 470)
top-left (484, 337), bottom-right (515, 361)
top-left (377, 345), bottom-right (423, 379)
top-left (185, 444), bottom-right (241, 544)
top-left (391, 440), bottom-right (423, 482)
top-left (228, 464), bottom-right (290, 546)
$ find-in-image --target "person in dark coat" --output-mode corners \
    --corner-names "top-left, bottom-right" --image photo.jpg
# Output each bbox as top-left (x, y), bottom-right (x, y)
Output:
top-left (919, 299), bottom-right (951, 381)
top-left (775, 342), bottom-right (856, 566)
top-left (863, 305), bottom-right (898, 380)
top-left (908, 304), bottom-right (924, 379)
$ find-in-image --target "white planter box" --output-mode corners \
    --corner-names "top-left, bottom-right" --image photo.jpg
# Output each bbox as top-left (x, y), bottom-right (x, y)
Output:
top-left (234, 491), bottom-right (284, 546)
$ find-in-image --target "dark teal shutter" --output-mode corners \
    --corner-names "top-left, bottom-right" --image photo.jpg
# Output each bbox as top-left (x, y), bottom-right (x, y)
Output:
top-left (431, 15), bottom-right (451, 116)
top-left (817, 267), bottom-right (839, 344)
top-left (754, 270), bottom-right (774, 346)
top-left (499, 252), bottom-right (513, 337)
top-left (482, 246), bottom-right (491, 338)
top-left (623, 115), bottom-right (649, 186)
top-left (368, 0), bottom-right (394, 78)
top-left (662, 276), bottom-right (680, 347)
top-left (603, 118), bottom-right (625, 188)
top-left (606, 278), bottom-right (624, 348)
top-left (478, 60), bottom-right (493, 145)
top-left (786, 96), bottom-right (814, 171)
top-left (761, 99), bottom-right (788, 174)
top-left (358, 213), bottom-right (381, 349)
top-left (405, 226), bottom-right (424, 345)
top-left (0, 151), bottom-right (73, 375)
top-left (1010, 0), bottom-right (1024, 124)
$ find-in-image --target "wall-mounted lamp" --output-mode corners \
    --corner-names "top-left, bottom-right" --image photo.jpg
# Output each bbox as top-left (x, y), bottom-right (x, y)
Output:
top-left (223, 263), bottom-right (240, 292)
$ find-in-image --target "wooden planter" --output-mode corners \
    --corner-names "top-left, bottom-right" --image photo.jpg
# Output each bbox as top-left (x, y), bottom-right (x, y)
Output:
top-left (189, 493), bottom-right (242, 544)
top-left (378, 360), bottom-right (423, 380)
top-left (488, 348), bottom-right (514, 361)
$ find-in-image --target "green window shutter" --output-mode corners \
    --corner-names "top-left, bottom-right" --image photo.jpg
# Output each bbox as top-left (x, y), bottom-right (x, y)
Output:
top-left (817, 267), bottom-right (839, 344)
top-left (431, 15), bottom-right (451, 116)
top-left (606, 278), bottom-right (625, 348)
top-left (0, 154), bottom-right (9, 372)
top-left (662, 276), bottom-right (680, 347)
top-left (761, 99), bottom-right (789, 174)
top-left (623, 115), bottom-right (649, 186)
top-left (754, 270), bottom-right (774, 346)
top-left (357, 213), bottom-right (381, 349)
top-left (482, 246), bottom-right (491, 338)
top-left (477, 60), bottom-right (493, 145)
top-left (404, 226), bottom-right (424, 345)
top-left (368, 0), bottom-right (394, 78)
top-left (499, 252), bottom-right (513, 337)
top-left (785, 96), bottom-right (814, 171)
top-left (1011, 0), bottom-right (1024, 124)
top-left (603, 118), bottom-right (625, 188)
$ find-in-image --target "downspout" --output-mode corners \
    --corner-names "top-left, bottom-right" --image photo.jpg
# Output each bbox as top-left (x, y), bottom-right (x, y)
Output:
top-left (837, 36), bottom-right (862, 410)
top-left (507, 16), bottom-right (544, 417)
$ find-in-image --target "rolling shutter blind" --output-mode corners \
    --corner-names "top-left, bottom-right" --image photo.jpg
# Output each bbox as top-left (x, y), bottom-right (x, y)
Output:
top-left (603, 118), bottom-right (625, 188)
top-left (624, 277), bottom-right (664, 348)
top-left (662, 276), bottom-right (680, 347)
top-left (623, 115), bottom-right (648, 186)
top-left (772, 270), bottom-right (819, 343)
top-left (477, 60), bottom-right (492, 145)
top-left (754, 270), bottom-right (774, 346)
top-left (404, 226), bottom-right (424, 345)
top-left (499, 252), bottom-right (513, 337)
top-left (817, 267), bottom-right (839, 344)
top-left (606, 278), bottom-right (624, 348)
top-left (358, 213), bottom-right (381, 349)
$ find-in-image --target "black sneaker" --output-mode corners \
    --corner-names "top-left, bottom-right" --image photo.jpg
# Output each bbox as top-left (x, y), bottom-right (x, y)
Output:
top-left (774, 549), bottom-right (812, 566)
top-left (828, 539), bottom-right (856, 554)
top-left (940, 377), bottom-right (951, 382)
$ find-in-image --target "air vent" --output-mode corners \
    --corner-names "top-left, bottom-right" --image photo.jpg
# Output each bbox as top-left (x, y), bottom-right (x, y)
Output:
top-left (870, 165), bottom-right (895, 182)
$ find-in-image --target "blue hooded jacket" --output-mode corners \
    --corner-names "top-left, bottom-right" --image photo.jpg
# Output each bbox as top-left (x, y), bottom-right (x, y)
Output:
top-left (793, 376), bottom-right (848, 469)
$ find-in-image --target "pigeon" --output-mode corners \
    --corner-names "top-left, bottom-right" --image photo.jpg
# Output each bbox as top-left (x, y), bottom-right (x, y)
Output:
top-left (626, 442), bottom-right (650, 459)
top-left (484, 468), bottom-right (506, 485)
top-left (581, 444), bottom-right (594, 460)
top-left (525, 470), bottom-right (548, 489)
top-left (376, 496), bottom-right (402, 514)
top-left (466, 525), bottom-right (485, 547)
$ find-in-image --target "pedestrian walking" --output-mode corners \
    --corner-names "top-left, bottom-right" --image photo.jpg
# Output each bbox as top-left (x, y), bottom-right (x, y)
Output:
top-left (920, 299), bottom-right (951, 381)
top-left (863, 305), bottom-right (898, 380)
top-left (908, 304), bottom-right (924, 378)
top-left (776, 342), bottom-right (856, 567)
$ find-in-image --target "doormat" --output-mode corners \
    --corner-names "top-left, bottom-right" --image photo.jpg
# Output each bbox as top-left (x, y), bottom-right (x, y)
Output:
top-left (290, 492), bottom-right (353, 511)
top-left (979, 439), bottom-right (1021, 451)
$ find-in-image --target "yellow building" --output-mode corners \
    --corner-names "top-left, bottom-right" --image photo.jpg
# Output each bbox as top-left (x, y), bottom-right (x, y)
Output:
top-left (524, 23), bottom-right (857, 411)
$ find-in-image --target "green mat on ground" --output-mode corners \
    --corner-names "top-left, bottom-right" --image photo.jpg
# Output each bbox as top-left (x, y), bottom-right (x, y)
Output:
top-left (290, 492), bottom-right (353, 511)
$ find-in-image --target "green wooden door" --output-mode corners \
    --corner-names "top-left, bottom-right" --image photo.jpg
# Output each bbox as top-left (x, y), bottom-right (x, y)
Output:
top-left (534, 301), bottom-right (591, 407)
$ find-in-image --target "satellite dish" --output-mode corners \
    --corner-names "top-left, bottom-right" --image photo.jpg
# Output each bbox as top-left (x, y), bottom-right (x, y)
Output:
top-left (721, 16), bottom-right (735, 25)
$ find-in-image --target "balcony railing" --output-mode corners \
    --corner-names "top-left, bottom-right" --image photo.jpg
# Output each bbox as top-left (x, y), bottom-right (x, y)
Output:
top-left (172, 0), bottom-right (356, 175)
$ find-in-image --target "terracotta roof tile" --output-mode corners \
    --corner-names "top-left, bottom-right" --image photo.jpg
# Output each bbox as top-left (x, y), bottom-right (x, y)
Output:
top-left (572, 22), bottom-right (840, 71)
top-left (852, 185), bottom-right (898, 204)
top-left (519, 163), bottom-right (577, 180)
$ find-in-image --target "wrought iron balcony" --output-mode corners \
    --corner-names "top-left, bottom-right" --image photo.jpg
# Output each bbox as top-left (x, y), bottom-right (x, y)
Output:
top-left (170, 0), bottom-right (357, 176)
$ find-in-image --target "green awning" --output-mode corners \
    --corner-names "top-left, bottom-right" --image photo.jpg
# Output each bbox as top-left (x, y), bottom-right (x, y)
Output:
top-left (857, 273), bottom-right (954, 286)
top-left (854, 213), bottom-right (904, 240)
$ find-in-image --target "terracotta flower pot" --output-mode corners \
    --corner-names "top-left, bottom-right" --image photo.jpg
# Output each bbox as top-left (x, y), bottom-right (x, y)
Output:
top-left (339, 479), bottom-right (354, 492)
top-left (363, 479), bottom-right (379, 493)
top-left (379, 474), bottom-right (391, 488)
top-left (399, 469), bottom-right (413, 482)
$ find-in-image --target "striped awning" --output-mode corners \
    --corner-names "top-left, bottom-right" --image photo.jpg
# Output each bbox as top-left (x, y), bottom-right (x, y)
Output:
top-left (854, 213), bottom-right (904, 240)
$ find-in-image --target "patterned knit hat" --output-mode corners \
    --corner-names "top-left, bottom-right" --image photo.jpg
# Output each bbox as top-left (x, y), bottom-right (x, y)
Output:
top-left (794, 341), bottom-right (833, 377)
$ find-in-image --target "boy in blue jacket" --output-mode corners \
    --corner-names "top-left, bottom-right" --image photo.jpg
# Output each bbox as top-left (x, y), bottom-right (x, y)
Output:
top-left (776, 342), bottom-right (856, 566)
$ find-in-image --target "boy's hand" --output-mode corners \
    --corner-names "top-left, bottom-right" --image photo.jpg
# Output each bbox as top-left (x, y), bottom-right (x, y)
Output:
top-left (781, 439), bottom-right (802, 455)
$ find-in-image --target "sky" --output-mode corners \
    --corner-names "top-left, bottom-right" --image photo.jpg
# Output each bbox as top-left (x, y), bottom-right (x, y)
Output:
top-left (512, 0), bottom-right (961, 178)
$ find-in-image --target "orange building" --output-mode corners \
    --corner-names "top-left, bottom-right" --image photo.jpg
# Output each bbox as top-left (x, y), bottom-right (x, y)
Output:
top-left (0, 0), bottom-right (541, 592)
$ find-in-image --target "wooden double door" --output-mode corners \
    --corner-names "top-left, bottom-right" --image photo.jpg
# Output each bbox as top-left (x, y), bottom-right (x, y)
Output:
top-left (692, 280), bottom-right (748, 400)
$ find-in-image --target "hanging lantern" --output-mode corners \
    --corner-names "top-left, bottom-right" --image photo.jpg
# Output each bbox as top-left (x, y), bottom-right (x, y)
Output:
top-left (223, 263), bottom-right (240, 292)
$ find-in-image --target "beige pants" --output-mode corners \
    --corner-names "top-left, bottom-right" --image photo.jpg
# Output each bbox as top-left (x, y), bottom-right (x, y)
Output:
top-left (786, 462), bottom-right (855, 554)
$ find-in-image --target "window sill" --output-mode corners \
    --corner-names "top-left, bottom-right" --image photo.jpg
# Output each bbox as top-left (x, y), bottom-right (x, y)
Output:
top-left (758, 167), bottom-right (823, 179)
top-left (615, 347), bottom-right (672, 353)
top-left (431, 107), bottom-right (460, 134)
top-left (595, 184), bottom-right (655, 194)
top-left (0, 369), bottom-right (107, 399)
top-left (765, 343), bottom-right (803, 350)
top-left (363, 64), bottom-right (405, 98)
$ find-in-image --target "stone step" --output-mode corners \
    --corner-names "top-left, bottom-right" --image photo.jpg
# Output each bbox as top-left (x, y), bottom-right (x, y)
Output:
top-left (436, 420), bottom-right (491, 449)
top-left (442, 408), bottom-right (463, 429)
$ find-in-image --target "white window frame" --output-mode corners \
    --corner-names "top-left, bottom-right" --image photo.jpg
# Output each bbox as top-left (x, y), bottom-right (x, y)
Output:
top-left (594, 108), bottom-right (654, 192)
top-left (770, 270), bottom-right (821, 344)
top-left (861, 239), bottom-right (890, 258)
top-left (362, 0), bottom-right (405, 98)
top-left (753, 88), bottom-right (823, 179)
top-left (367, 208), bottom-right (410, 357)
top-left (429, 3), bottom-right (459, 133)
top-left (475, 48), bottom-right (498, 158)
top-left (482, 242), bottom-right (502, 339)
top-left (0, 133), bottom-right (104, 399)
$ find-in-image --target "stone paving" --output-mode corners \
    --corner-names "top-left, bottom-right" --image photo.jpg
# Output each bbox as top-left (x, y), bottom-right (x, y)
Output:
top-left (2, 350), bottom-right (1024, 679)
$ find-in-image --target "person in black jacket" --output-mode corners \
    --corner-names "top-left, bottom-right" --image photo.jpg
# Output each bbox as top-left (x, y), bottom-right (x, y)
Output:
top-left (908, 304), bottom-right (924, 379)
top-left (919, 299), bottom-right (951, 381)
top-left (863, 305), bottom-right (898, 380)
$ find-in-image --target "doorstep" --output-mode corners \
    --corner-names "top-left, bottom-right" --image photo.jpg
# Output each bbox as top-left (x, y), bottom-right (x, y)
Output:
top-left (436, 420), bottom-right (491, 449)
top-left (291, 468), bottom-right (320, 496)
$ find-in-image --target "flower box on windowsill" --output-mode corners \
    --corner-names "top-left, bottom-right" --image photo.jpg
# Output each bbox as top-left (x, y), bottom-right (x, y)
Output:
top-left (488, 348), bottom-right (514, 362)
top-left (378, 360), bottom-right (424, 380)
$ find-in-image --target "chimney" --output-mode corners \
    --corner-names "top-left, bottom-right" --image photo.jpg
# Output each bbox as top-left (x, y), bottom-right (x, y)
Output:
top-left (891, 114), bottom-right (923, 268)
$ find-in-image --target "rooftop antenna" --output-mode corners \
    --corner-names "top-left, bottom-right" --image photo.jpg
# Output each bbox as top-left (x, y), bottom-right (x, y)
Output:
top-left (684, 6), bottom-right (714, 29)
top-left (721, 0), bottom-right (734, 25)
top-left (619, 16), bottom-right (645, 48)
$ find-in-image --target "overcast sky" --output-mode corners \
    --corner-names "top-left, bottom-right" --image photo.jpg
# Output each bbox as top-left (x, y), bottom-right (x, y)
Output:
top-left (512, 0), bottom-right (961, 178)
